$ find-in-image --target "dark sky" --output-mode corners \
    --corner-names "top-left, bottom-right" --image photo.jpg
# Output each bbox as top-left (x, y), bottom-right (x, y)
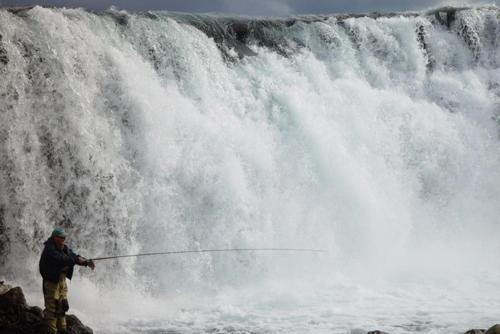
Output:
top-left (0, 0), bottom-right (496, 16)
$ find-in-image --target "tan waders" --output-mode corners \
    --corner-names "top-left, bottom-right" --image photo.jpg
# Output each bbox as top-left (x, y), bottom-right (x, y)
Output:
top-left (43, 273), bottom-right (69, 334)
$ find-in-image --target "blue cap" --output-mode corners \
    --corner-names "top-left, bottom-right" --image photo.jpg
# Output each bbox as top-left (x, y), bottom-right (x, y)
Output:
top-left (51, 228), bottom-right (67, 238)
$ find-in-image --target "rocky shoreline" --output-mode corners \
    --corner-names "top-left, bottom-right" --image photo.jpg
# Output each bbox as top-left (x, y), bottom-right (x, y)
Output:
top-left (366, 327), bottom-right (500, 334)
top-left (0, 281), bottom-right (498, 334)
top-left (0, 281), bottom-right (93, 334)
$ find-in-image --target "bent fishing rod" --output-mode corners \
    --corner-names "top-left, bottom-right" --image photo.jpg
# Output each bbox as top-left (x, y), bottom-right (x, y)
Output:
top-left (89, 248), bottom-right (325, 262)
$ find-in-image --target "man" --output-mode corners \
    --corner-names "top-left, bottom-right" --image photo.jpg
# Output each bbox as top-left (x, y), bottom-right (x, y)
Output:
top-left (39, 228), bottom-right (95, 334)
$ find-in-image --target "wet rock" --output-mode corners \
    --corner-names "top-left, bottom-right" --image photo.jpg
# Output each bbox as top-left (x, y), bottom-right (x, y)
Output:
top-left (109, 11), bottom-right (128, 26)
top-left (486, 325), bottom-right (500, 334)
top-left (364, 326), bottom-right (500, 334)
top-left (7, 6), bottom-right (35, 16)
top-left (0, 286), bottom-right (44, 334)
top-left (67, 314), bottom-right (94, 334)
top-left (0, 281), bottom-right (13, 295)
top-left (0, 282), bottom-right (93, 334)
top-left (0, 287), bottom-right (27, 309)
top-left (0, 36), bottom-right (8, 66)
top-left (427, 6), bottom-right (468, 28)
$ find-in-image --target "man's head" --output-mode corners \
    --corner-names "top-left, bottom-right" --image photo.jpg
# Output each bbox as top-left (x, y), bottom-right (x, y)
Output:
top-left (51, 228), bottom-right (67, 249)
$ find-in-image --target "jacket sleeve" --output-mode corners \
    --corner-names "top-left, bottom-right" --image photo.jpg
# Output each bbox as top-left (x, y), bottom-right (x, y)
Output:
top-left (68, 248), bottom-right (85, 266)
top-left (46, 243), bottom-right (75, 266)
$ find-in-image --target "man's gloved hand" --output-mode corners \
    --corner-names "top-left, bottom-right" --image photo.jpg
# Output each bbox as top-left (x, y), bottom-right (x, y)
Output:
top-left (77, 256), bottom-right (95, 270)
top-left (85, 259), bottom-right (95, 270)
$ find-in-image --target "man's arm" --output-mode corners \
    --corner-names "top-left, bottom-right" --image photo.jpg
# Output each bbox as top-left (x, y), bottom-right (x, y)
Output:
top-left (67, 248), bottom-right (81, 264)
top-left (69, 248), bottom-right (95, 270)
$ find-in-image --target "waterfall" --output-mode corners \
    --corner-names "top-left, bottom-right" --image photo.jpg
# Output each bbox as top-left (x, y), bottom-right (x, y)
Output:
top-left (0, 5), bottom-right (499, 333)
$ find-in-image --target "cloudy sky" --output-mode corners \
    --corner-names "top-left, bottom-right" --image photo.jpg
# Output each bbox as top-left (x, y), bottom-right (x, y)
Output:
top-left (0, 0), bottom-right (496, 15)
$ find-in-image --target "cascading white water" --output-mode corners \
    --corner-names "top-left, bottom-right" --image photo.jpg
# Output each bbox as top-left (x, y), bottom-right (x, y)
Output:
top-left (0, 5), bottom-right (499, 333)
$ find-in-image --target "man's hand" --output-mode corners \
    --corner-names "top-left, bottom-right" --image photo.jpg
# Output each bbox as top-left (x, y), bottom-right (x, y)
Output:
top-left (77, 256), bottom-right (95, 270)
top-left (86, 260), bottom-right (95, 270)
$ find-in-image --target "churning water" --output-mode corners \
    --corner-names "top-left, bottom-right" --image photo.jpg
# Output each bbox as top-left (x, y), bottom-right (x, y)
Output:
top-left (0, 5), bottom-right (499, 333)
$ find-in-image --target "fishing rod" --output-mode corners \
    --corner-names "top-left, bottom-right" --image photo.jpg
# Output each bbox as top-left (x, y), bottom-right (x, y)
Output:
top-left (89, 248), bottom-right (325, 262)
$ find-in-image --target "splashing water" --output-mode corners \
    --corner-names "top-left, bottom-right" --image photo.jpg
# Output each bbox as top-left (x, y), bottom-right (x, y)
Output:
top-left (0, 5), bottom-right (499, 333)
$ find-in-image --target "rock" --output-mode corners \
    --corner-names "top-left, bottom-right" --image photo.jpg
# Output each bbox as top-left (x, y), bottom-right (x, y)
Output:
top-left (27, 306), bottom-right (43, 318)
top-left (66, 314), bottom-right (93, 334)
top-left (367, 331), bottom-right (389, 334)
top-left (0, 287), bottom-right (27, 309)
top-left (464, 330), bottom-right (485, 334)
top-left (0, 283), bottom-right (93, 334)
top-left (486, 325), bottom-right (500, 334)
top-left (0, 47), bottom-right (8, 66)
top-left (0, 281), bottom-right (13, 295)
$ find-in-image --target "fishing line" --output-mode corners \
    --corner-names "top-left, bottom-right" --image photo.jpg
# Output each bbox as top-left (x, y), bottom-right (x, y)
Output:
top-left (89, 248), bottom-right (324, 261)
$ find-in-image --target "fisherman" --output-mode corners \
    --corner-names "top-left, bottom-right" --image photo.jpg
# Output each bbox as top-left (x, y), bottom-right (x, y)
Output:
top-left (39, 228), bottom-right (95, 334)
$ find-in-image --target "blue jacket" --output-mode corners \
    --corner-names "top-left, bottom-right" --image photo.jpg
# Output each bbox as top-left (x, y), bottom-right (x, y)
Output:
top-left (39, 237), bottom-right (81, 282)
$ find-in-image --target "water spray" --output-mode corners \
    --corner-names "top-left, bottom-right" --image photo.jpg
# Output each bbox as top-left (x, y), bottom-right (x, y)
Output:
top-left (89, 248), bottom-right (325, 261)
